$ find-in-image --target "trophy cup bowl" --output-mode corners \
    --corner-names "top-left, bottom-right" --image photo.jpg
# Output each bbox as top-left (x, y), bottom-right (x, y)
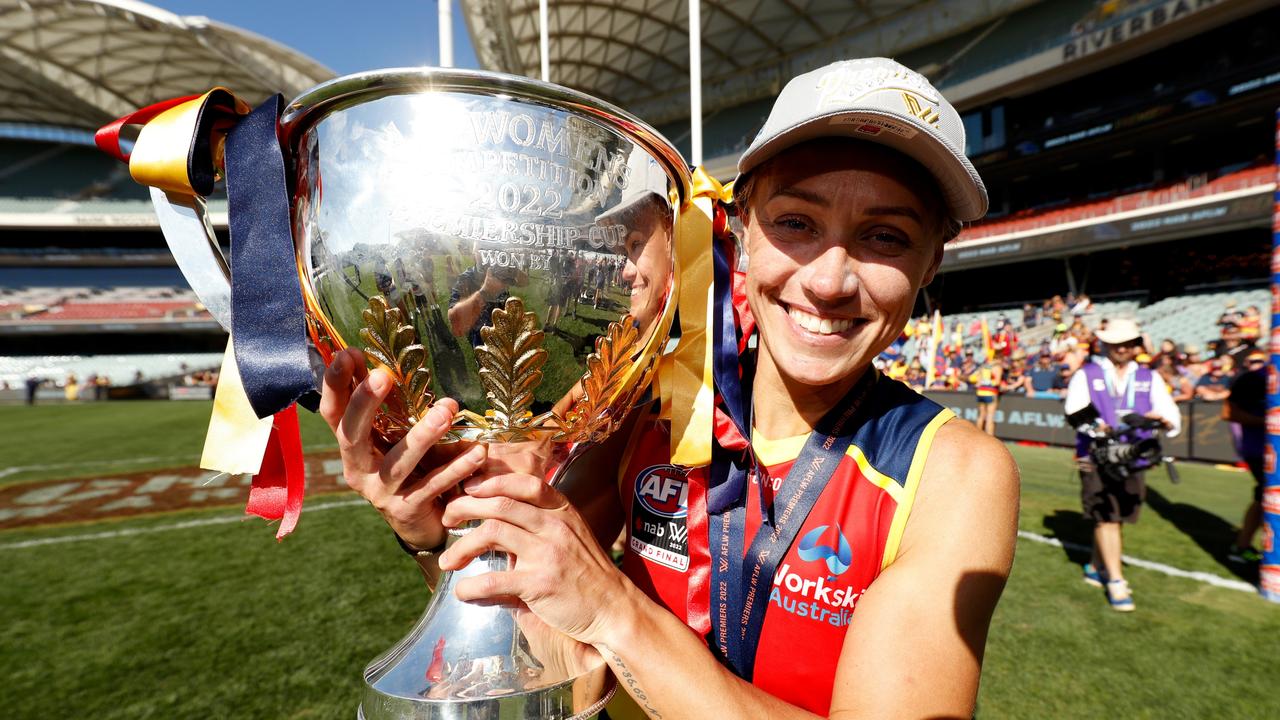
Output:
top-left (279, 68), bottom-right (689, 719)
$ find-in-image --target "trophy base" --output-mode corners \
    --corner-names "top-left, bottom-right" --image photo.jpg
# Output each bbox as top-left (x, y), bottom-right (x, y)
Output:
top-left (357, 664), bottom-right (615, 720)
top-left (356, 529), bottom-right (616, 720)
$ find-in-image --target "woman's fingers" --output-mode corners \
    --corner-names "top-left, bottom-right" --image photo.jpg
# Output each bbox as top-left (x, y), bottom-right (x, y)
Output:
top-left (319, 348), bottom-right (358, 431)
top-left (337, 367), bottom-right (393, 452)
top-left (437, 519), bottom-right (530, 570)
top-left (453, 571), bottom-right (523, 604)
top-left (380, 399), bottom-right (461, 493)
top-left (402, 442), bottom-right (488, 504)
top-left (461, 472), bottom-right (567, 511)
top-left (441, 493), bottom-right (547, 533)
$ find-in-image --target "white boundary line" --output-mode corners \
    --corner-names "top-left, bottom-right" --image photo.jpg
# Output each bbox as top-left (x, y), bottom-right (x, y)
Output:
top-left (1017, 530), bottom-right (1258, 593)
top-left (0, 498), bottom-right (365, 550)
top-left (0, 508), bottom-right (1261, 595)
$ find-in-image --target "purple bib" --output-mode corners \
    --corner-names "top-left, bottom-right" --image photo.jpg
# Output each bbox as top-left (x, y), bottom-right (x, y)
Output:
top-left (1075, 362), bottom-right (1155, 459)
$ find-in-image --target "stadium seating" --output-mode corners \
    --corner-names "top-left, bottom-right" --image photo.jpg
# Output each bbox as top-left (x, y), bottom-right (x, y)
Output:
top-left (901, 291), bottom-right (1265, 365)
top-left (1137, 288), bottom-right (1270, 349)
top-left (958, 164), bottom-right (1274, 242)
top-left (0, 285), bottom-right (208, 323)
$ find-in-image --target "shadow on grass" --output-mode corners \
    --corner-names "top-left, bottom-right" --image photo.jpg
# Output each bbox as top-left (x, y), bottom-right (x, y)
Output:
top-left (1041, 510), bottom-right (1093, 565)
top-left (1146, 487), bottom-right (1257, 584)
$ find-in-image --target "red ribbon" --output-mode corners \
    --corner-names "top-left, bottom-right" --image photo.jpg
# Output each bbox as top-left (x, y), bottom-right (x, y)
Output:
top-left (94, 94), bottom-right (201, 163)
top-left (245, 404), bottom-right (306, 539)
top-left (685, 463), bottom-right (712, 636)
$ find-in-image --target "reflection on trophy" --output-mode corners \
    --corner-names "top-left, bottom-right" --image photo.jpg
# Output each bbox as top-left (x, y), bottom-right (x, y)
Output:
top-left (283, 69), bottom-right (690, 719)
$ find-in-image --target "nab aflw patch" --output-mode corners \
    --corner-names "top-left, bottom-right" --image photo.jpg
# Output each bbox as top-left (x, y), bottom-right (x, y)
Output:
top-left (630, 464), bottom-right (689, 571)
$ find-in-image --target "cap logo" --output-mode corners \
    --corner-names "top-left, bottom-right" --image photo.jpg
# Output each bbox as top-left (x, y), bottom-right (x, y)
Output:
top-left (814, 63), bottom-right (940, 112)
top-left (901, 92), bottom-right (940, 126)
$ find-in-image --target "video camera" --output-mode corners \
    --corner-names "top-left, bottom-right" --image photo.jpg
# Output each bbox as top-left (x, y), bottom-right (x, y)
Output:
top-left (1066, 404), bottom-right (1180, 483)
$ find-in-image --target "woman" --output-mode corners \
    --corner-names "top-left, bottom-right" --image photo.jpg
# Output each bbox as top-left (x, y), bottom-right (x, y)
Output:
top-left (972, 356), bottom-right (1003, 434)
top-left (321, 58), bottom-right (1017, 719)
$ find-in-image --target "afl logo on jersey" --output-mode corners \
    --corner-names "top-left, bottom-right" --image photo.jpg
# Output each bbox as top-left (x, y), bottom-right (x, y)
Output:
top-left (634, 465), bottom-right (688, 518)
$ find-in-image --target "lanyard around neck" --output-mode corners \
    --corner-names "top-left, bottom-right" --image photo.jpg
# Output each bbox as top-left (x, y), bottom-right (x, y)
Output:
top-left (708, 368), bottom-right (876, 680)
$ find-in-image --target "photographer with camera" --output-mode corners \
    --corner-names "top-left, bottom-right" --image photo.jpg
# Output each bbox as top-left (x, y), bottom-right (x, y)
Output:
top-left (1064, 318), bottom-right (1181, 611)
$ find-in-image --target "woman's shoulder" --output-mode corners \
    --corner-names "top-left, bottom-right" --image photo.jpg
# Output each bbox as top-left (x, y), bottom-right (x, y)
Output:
top-left (897, 417), bottom-right (1019, 559)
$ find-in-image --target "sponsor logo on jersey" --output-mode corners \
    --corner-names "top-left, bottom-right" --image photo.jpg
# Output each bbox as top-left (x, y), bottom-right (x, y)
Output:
top-left (1266, 444), bottom-right (1276, 476)
top-left (1268, 365), bottom-right (1279, 397)
top-left (634, 464), bottom-right (688, 518)
top-left (797, 524), bottom-right (853, 581)
top-left (769, 524), bottom-right (860, 628)
top-left (630, 464), bottom-right (689, 572)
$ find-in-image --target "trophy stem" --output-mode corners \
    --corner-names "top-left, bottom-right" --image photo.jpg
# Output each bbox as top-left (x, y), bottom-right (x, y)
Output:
top-left (359, 530), bottom-right (614, 719)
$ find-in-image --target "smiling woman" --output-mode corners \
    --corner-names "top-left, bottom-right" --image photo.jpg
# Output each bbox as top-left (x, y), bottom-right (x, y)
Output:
top-left (321, 57), bottom-right (1020, 720)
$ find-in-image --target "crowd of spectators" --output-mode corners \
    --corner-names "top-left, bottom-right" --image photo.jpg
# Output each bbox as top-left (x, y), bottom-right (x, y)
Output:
top-left (878, 295), bottom-right (1266, 402)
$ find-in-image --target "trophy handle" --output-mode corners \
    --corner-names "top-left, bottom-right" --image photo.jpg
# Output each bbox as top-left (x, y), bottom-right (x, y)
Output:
top-left (149, 186), bottom-right (232, 331)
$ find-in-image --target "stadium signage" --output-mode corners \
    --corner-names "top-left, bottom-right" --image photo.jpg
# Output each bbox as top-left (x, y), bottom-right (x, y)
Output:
top-left (943, 192), bottom-right (1269, 270)
top-left (1061, 0), bottom-right (1221, 63)
top-left (1228, 71), bottom-right (1280, 97)
top-left (927, 393), bottom-right (1245, 463)
top-left (1044, 123), bottom-right (1113, 149)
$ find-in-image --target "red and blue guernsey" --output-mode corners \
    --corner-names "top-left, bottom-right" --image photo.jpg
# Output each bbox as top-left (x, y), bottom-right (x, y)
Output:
top-left (616, 374), bottom-right (954, 715)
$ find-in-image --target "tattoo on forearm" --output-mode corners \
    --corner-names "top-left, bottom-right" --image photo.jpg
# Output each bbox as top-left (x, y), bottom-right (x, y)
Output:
top-left (602, 645), bottom-right (663, 719)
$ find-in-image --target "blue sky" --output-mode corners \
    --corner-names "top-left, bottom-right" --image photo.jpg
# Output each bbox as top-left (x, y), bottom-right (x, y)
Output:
top-left (146, 1), bottom-right (481, 75)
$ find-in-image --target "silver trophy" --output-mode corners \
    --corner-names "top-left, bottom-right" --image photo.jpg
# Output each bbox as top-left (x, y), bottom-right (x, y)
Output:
top-left (281, 69), bottom-right (690, 718)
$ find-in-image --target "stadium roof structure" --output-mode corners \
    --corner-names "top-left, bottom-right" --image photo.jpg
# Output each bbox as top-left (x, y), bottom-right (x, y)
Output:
top-left (0, 0), bottom-right (334, 131)
top-left (461, 0), bottom-right (1039, 127)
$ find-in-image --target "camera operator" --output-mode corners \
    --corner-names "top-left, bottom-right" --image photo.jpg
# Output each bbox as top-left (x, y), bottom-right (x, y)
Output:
top-left (1064, 318), bottom-right (1181, 611)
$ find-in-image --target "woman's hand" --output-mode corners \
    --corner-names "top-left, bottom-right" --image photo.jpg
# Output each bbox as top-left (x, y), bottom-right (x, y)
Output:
top-left (437, 472), bottom-right (633, 645)
top-left (319, 347), bottom-right (488, 550)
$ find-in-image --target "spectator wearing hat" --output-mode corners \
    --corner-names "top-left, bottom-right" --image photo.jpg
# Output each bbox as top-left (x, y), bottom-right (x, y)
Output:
top-left (1065, 318), bottom-right (1181, 611)
top-left (1002, 351), bottom-right (1031, 396)
top-left (1028, 353), bottom-right (1062, 399)
top-left (1195, 357), bottom-right (1234, 402)
top-left (1049, 323), bottom-right (1074, 357)
top-left (1219, 322), bottom-right (1255, 368)
top-left (1182, 344), bottom-right (1206, 383)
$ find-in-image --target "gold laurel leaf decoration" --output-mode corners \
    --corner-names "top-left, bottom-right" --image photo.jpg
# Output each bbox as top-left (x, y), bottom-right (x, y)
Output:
top-left (555, 315), bottom-right (640, 442)
top-left (358, 295), bottom-right (435, 428)
top-left (475, 297), bottom-right (547, 431)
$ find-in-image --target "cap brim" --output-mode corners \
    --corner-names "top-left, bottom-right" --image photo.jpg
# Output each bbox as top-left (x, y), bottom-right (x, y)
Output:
top-left (737, 109), bottom-right (987, 222)
top-left (1096, 329), bottom-right (1142, 344)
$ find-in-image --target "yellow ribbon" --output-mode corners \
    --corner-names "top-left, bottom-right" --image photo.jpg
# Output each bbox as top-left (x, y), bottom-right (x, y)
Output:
top-left (660, 166), bottom-right (726, 467)
top-left (128, 87), bottom-right (249, 197)
top-left (200, 337), bottom-right (274, 474)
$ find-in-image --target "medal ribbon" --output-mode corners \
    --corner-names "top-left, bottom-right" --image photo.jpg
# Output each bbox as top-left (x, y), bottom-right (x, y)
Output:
top-left (709, 365), bottom-right (877, 680)
top-left (223, 95), bottom-right (319, 420)
top-left (98, 91), bottom-right (318, 537)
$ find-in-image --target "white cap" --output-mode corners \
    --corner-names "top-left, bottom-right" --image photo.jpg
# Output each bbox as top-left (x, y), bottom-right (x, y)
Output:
top-left (597, 151), bottom-right (668, 222)
top-left (737, 57), bottom-right (988, 222)
top-left (1096, 318), bottom-right (1143, 345)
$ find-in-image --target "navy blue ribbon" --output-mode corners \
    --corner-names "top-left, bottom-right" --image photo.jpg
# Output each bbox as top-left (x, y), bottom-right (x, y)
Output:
top-left (225, 95), bottom-right (319, 418)
top-left (708, 368), bottom-right (876, 680)
top-left (708, 236), bottom-right (753, 515)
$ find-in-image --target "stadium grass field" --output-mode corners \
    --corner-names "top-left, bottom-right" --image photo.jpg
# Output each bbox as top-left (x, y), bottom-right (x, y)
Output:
top-left (2, 402), bottom-right (1276, 718)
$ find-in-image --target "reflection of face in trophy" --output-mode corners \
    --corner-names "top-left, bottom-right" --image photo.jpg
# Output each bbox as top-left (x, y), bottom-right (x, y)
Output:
top-left (616, 196), bottom-right (673, 331)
